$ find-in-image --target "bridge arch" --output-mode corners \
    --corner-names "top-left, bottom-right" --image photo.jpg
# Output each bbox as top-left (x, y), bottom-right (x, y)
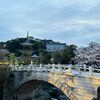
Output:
top-left (14, 72), bottom-right (77, 100)
top-left (15, 80), bottom-right (70, 100)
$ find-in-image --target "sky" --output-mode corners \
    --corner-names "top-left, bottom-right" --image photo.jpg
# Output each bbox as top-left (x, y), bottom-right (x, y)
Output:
top-left (0, 0), bottom-right (100, 46)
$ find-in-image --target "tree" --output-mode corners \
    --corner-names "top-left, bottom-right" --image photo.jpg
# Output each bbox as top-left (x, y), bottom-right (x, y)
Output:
top-left (74, 42), bottom-right (100, 65)
top-left (53, 51), bottom-right (62, 64)
top-left (51, 45), bottom-right (76, 64)
top-left (6, 39), bottom-right (22, 56)
top-left (61, 45), bottom-right (76, 64)
top-left (39, 52), bottom-right (51, 64)
top-left (0, 65), bottom-right (11, 100)
top-left (9, 53), bottom-right (19, 65)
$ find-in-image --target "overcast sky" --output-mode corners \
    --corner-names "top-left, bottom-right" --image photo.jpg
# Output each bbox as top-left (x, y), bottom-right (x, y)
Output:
top-left (0, 0), bottom-right (100, 46)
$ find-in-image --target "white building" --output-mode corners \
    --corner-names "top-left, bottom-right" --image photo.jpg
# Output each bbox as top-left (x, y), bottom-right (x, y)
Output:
top-left (46, 42), bottom-right (66, 52)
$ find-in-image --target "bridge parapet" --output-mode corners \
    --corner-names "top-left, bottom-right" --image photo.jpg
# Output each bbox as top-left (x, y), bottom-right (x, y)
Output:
top-left (10, 64), bottom-right (100, 78)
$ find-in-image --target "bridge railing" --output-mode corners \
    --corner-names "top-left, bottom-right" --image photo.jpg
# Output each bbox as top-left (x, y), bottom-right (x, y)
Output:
top-left (10, 63), bottom-right (100, 78)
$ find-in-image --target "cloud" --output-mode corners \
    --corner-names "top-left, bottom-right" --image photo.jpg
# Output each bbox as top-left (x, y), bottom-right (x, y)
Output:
top-left (0, 0), bottom-right (100, 46)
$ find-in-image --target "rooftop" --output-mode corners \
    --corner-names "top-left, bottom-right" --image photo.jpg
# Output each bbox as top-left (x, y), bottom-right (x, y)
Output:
top-left (21, 40), bottom-right (33, 46)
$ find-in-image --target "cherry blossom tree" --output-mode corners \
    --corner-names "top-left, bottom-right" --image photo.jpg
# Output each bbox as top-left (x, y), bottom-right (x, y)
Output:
top-left (74, 42), bottom-right (100, 66)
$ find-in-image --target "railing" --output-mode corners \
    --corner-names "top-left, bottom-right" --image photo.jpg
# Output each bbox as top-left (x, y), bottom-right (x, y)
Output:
top-left (10, 64), bottom-right (100, 77)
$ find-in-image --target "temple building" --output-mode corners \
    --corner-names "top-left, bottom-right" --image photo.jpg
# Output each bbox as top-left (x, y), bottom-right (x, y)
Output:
top-left (21, 32), bottom-right (33, 64)
top-left (46, 42), bottom-right (66, 52)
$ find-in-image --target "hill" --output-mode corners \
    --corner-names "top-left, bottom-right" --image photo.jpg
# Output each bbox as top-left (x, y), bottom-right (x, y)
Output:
top-left (0, 37), bottom-right (76, 64)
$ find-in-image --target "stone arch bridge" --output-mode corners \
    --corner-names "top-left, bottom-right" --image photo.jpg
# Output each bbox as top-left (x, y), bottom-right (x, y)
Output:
top-left (5, 64), bottom-right (100, 100)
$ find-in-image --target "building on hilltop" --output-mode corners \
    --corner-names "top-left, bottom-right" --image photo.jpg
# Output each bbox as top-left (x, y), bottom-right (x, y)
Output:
top-left (20, 32), bottom-right (40, 64)
top-left (46, 42), bottom-right (66, 52)
top-left (20, 32), bottom-right (33, 64)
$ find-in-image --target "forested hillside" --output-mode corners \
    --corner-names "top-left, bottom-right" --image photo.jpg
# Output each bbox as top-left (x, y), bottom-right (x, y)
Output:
top-left (0, 38), bottom-right (76, 64)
